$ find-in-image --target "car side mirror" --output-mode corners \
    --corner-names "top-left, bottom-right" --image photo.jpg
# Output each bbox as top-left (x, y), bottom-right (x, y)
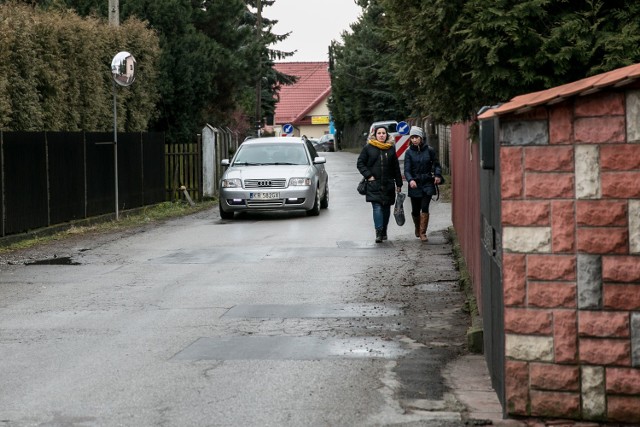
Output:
top-left (313, 157), bottom-right (326, 164)
top-left (221, 159), bottom-right (230, 166)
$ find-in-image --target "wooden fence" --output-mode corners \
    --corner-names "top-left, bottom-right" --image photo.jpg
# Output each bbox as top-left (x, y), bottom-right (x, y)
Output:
top-left (165, 138), bottom-right (202, 203)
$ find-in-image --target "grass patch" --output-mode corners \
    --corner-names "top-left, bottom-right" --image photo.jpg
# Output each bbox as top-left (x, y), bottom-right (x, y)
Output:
top-left (0, 200), bottom-right (216, 253)
top-left (447, 226), bottom-right (479, 318)
top-left (447, 226), bottom-right (483, 353)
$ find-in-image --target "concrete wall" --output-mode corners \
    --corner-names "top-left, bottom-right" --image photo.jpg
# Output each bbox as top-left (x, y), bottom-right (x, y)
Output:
top-left (500, 89), bottom-right (640, 423)
top-left (201, 125), bottom-right (239, 198)
top-left (202, 125), bottom-right (216, 198)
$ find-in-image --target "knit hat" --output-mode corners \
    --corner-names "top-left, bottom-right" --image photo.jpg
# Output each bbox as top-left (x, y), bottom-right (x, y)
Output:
top-left (409, 126), bottom-right (424, 138)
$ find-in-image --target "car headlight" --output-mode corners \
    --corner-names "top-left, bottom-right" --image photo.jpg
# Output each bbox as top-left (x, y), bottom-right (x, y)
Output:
top-left (289, 177), bottom-right (311, 186)
top-left (221, 178), bottom-right (242, 188)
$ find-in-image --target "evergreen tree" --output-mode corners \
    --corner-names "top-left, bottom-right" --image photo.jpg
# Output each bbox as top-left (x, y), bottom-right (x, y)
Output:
top-left (328, 0), bottom-right (409, 135)
top-left (380, 0), bottom-right (640, 123)
top-left (244, 0), bottom-right (297, 134)
top-left (119, 0), bottom-right (253, 143)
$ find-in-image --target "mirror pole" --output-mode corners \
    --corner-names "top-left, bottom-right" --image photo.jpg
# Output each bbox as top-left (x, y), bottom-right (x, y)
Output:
top-left (113, 81), bottom-right (119, 220)
top-left (110, 51), bottom-right (135, 221)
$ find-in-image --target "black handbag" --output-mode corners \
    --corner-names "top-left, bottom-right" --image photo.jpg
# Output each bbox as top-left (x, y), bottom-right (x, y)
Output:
top-left (357, 178), bottom-right (367, 195)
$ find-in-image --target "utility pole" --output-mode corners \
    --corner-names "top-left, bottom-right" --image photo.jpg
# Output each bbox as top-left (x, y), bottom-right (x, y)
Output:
top-left (109, 0), bottom-right (120, 218)
top-left (109, 0), bottom-right (119, 27)
top-left (255, 0), bottom-right (262, 136)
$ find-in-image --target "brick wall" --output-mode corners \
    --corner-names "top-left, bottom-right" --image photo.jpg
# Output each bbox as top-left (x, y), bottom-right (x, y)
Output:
top-left (500, 89), bottom-right (640, 423)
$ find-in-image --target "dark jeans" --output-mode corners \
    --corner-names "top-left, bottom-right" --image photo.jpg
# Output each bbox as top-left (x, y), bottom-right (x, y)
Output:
top-left (371, 202), bottom-right (391, 230)
top-left (410, 196), bottom-right (432, 216)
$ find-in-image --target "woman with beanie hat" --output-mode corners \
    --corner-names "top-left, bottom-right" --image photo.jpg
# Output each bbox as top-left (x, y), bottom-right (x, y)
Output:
top-left (357, 125), bottom-right (403, 243)
top-left (404, 126), bottom-right (444, 242)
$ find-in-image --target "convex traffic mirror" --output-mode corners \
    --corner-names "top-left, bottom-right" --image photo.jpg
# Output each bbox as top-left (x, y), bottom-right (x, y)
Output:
top-left (111, 51), bottom-right (136, 87)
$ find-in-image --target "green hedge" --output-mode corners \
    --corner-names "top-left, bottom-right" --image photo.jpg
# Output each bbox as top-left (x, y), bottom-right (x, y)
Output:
top-left (0, 3), bottom-right (160, 132)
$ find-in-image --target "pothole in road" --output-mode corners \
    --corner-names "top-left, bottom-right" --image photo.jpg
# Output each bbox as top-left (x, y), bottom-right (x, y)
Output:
top-left (24, 256), bottom-right (80, 266)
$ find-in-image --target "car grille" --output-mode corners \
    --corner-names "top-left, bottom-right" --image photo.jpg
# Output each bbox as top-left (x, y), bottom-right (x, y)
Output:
top-left (244, 179), bottom-right (287, 189)
top-left (246, 199), bottom-right (285, 207)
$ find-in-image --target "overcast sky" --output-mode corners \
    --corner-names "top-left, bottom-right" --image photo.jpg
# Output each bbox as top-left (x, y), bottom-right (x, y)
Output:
top-left (264, 0), bottom-right (362, 62)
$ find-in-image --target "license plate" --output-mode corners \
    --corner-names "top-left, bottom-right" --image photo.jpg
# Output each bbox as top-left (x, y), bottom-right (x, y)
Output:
top-left (250, 192), bottom-right (280, 200)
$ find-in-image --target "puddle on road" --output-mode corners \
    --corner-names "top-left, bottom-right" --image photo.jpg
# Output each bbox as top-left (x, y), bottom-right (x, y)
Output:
top-left (172, 336), bottom-right (407, 361)
top-left (25, 256), bottom-right (80, 266)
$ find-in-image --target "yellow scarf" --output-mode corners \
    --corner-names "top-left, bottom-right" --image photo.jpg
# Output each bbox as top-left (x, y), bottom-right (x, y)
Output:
top-left (368, 139), bottom-right (394, 150)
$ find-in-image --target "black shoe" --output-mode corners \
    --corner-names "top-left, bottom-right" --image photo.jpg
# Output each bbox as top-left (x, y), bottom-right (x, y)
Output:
top-left (382, 228), bottom-right (388, 241)
top-left (375, 229), bottom-right (383, 243)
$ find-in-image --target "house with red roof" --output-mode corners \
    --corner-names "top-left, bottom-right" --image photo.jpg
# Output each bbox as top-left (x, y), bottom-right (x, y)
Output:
top-left (272, 62), bottom-right (332, 138)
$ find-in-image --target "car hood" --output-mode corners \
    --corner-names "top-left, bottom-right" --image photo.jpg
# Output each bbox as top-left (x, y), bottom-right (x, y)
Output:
top-left (224, 165), bottom-right (314, 180)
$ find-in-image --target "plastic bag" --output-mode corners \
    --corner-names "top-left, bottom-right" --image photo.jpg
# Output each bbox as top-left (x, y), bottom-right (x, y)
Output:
top-left (394, 192), bottom-right (406, 226)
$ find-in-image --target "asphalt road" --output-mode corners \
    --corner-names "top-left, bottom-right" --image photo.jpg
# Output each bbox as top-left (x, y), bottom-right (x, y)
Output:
top-left (0, 151), bottom-right (470, 426)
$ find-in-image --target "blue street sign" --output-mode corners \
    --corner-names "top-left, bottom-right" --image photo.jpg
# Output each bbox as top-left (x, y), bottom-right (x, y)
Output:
top-left (397, 121), bottom-right (409, 135)
top-left (283, 123), bottom-right (293, 134)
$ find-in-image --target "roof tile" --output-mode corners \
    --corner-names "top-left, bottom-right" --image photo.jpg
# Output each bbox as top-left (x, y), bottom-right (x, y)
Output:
top-left (479, 63), bottom-right (640, 119)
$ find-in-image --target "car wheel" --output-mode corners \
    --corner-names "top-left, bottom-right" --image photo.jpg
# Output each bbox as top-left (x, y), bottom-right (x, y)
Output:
top-left (219, 199), bottom-right (234, 219)
top-left (320, 182), bottom-right (329, 209)
top-left (306, 188), bottom-right (321, 216)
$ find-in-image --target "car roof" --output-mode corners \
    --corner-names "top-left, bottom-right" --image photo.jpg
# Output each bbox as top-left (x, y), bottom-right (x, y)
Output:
top-left (241, 136), bottom-right (305, 145)
top-left (371, 120), bottom-right (398, 127)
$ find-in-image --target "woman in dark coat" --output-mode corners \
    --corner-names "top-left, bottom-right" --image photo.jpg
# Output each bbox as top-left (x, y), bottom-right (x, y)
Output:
top-left (404, 126), bottom-right (443, 242)
top-left (357, 125), bottom-right (403, 243)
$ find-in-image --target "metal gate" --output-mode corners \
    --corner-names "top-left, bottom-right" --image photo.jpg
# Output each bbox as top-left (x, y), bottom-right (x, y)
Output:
top-left (479, 118), bottom-right (505, 411)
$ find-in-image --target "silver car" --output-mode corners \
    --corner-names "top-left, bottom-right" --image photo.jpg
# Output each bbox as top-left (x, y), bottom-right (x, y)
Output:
top-left (218, 137), bottom-right (329, 219)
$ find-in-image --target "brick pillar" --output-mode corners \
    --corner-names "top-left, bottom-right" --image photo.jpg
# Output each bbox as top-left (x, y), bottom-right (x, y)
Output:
top-left (499, 89), bottom-right (640, 423)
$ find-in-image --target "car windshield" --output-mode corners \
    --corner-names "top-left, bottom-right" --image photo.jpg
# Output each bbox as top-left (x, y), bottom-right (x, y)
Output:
top-left (232, 143), bottom-right (309, 166)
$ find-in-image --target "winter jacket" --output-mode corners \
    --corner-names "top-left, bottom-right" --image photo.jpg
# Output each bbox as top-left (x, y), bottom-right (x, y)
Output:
top-left (357, 143), bottom-right (403, 205)
top-left (404, 141), bottom-right (443, 198)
